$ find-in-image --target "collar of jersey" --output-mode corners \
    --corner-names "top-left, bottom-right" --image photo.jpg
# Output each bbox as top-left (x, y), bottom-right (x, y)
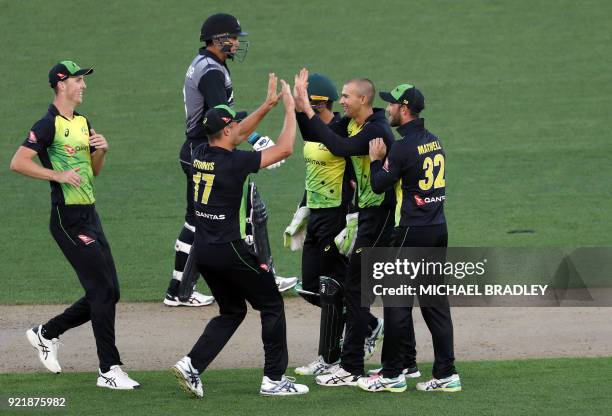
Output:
top-left (48, 104), bottom-right (82, 121)
top-left (199, 47), bottom-right (228, 68)
top-left (397, 118), bottom-right (425, 137)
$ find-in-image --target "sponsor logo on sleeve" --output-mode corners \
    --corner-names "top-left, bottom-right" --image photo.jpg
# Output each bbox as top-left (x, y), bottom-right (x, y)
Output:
top-left (28, 131), bottom-right (38, 144)
top-left (77, 234), bottom-right (96, 245)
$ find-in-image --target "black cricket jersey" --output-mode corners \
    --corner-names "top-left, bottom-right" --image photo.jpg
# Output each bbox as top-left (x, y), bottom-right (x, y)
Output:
top-left (370, 118), bottom-right (446, 227)
top-left (191, 144), bottom-right (261, 244)
top-left (22, 104), bottom-right (96, 205)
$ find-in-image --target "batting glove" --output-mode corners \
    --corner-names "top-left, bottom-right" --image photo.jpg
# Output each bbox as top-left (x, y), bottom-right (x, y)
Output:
top-left (334, 212), bottom-right (359, 257)
top-left (248, 132), bottom-right (285, 170)
top-left (283, 206), bottom-right (310, 251)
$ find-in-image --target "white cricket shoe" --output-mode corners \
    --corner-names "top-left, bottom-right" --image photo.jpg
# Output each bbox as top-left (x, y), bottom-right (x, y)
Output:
top-left (163, 291), bottom-right (215, 307)
top-left (171, 356), bottom-right (203, 398)
top-left (364, 318), bottom-right (384, 360)
top-left (294, 355), bottom-right (337, 376)
top-left (416, 374), bottom-right (462, 392)
top-left (26, 325), bottom-right (61, 374)
top-left (357, 373), bottom-right (407, 393)
top-left (315, 365), bottom-right (361, 387)
top-left (368, 366), bottom-right (421, 378)
top-left (260, 375), bottom-right (309, 396)
top-left (96, 365), bottom-right (140, 390)
top-left (276, 276), bottom-right (298, 292)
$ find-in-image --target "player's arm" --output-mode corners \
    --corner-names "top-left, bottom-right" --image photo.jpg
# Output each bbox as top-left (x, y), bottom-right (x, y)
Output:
top-left (293, 69), bottom-right (373, 156)
top-left (10, 146), bottom-right (81, 186)
top-left (304, 115), bottom-right (379, 156)
top-left (198, 69), bottom-right (231, 107)
top-left (260, 79), bottom-right (296, 168)
top-left (369, 139), bottom-right (405, 193)
top-left (89, 129), bottom-right (109, 176)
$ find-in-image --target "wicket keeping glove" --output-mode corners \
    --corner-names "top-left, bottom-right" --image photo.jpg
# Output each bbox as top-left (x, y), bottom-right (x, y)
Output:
top-left (283, 206), bottom-right (310, 251)
top-left (334, 212), bottom-right (359, 257)
top-left (248, 132), bottom-right (285, 170)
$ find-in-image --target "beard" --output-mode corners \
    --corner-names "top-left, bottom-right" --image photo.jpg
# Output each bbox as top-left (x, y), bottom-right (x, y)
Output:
top-left (389, 112), bottom-right (401, 127)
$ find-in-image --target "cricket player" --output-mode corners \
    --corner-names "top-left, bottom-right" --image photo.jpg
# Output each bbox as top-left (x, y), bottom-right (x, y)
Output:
top-left (10, 61), bottom-right (139, 390)
top-left (291, 73), bottom-right (383, 375)
top-left (165, 13), bottom-right (295, 307)
top-left (293, 70), bottom-right (393, 386)
top-left (171, 75), bottom-right (308, 398)
top-left (358, 84), bottom-right (461, 393)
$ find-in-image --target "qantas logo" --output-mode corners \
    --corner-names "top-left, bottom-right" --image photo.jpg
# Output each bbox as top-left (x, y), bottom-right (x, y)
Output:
top-left (28, 131), bottom-right (37, 143)
top-left (414, 194), bottom-right (445, 206)
top-left (195, 210), bottom-right (225, 220)
top-left (221, 116), bottom-right (231, 123)
top-left (383, 159), bottom-right (390, 172)
top-left (78, 234), bottom-right (96, 245)
top-left (64, 144), bottom-right (88, 156)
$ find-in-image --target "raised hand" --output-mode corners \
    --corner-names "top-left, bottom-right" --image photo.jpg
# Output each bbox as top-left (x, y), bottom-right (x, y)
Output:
top-left (280, 79), bottom-right (295, 112)
top-left (294, 68), bottom-right (311, 113)
top-left (265, 73), bottom-right (282, 108)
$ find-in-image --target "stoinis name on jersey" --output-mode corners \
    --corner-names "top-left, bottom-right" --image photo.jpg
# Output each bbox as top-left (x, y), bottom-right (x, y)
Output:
top-left (417, 140), bottom-right (442, 155)
top-left (193, 159), bottom-right (215, 171)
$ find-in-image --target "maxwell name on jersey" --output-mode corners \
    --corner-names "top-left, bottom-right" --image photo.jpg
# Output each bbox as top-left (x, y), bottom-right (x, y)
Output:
top-left (417, 140), bottom-right (442, 155)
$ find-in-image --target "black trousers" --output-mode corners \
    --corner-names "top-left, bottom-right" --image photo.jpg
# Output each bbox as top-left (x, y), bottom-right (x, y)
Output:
top-left (188, 239), bottom-right (288, 380)
top-left (341, 206), bottom-right (394, 375)
top-left (381, 223), bottom-right (457, 379)
top-left (301, 206), bottom-right (347, 362)
top-left (301, 207), bottom-right (348, 299)
top-left (43, 204), bottom-right (122, 371)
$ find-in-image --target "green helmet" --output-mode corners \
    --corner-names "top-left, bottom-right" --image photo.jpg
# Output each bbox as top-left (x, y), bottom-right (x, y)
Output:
top-left (307, 73), bottom-right (339, 102)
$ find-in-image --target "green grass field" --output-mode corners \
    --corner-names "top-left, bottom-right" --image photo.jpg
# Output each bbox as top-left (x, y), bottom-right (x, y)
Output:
top-left (1, 0), bottom-right (611, 303)
top-left (1, 358), bottom-right (610, 416)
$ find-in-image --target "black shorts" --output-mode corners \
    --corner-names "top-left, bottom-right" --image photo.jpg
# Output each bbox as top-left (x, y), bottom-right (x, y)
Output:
top-left (193, 238), bottom-right (282, 310)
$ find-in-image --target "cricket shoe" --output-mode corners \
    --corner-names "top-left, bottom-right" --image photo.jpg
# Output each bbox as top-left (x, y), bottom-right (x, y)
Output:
top-left (416, 374), bottom-right (462, 392)
top-left (26, 325), bottom-right (61, 374)
top-left (294, 355), bottom-right (337, 376)
top-left (96, 365), bottom-right (140, 390)
top-left (364, 318), bottom-right (384, 360)
top-left (163, 291), bottom-right (215, 307)
top-left (368, 366), bottom-right (421, 378)
top-left (260, 375), bottom-right (309, 396)
top-left (171, 356), bottom-right (203, 398)
top-left (357, 374), bottom-right (407, 393)
top-left (315, 365), bottom-right (361, 387)
top-left (276, 276), bottom-right (298, 292)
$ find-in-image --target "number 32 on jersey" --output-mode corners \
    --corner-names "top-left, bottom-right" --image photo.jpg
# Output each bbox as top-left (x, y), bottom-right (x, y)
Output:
top-left (193, 172), bottom-right (215, 204)
top-left (418, 154), bottom-right (445, 191)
